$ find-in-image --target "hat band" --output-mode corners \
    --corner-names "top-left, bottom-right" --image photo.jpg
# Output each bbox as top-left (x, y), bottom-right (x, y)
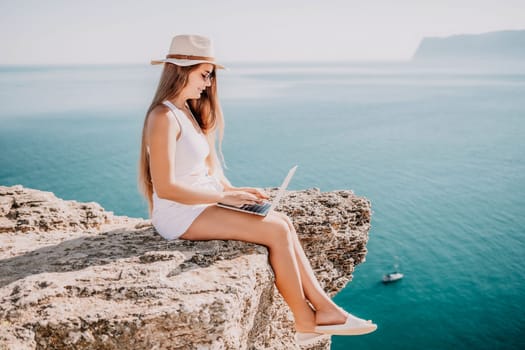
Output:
top-left (167, 54), bottom-right (215, 61)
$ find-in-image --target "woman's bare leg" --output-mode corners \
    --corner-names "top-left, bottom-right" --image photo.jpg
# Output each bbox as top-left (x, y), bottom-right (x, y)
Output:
top-left (273, 212), bottom-right (348, 326)
top-left (181, 206), bottom-right (317, 332)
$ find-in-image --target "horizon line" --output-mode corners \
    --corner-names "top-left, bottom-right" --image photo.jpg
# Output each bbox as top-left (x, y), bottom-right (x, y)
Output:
top-left (0, 59), bottom-right (419, 68)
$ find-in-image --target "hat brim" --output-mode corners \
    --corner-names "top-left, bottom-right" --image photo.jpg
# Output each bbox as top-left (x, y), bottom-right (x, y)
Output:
top-left (151, 58), bottom-right (225, 70)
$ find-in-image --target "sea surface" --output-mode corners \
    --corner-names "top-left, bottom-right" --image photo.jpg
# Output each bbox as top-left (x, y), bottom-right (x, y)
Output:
top-left (1, 61), bottom-right (524, 349)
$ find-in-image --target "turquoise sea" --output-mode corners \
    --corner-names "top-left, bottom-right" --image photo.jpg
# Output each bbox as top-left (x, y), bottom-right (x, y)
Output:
top-left (1, 62), bottom-right (524, 349)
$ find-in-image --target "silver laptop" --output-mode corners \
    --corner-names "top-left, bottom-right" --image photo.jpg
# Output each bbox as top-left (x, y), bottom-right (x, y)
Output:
top-left (216, 165), bottom-right (297, 216)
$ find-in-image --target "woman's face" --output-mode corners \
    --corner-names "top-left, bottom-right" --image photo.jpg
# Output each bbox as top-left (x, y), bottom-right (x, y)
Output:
top-left (183, 63), bottom-right (214, 100)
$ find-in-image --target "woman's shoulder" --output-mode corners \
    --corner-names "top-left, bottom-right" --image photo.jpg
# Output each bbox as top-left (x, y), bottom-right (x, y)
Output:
top-left (147, 104), bottom-right (181, 134)
top-left (149, 103), bottom-right (171, 119)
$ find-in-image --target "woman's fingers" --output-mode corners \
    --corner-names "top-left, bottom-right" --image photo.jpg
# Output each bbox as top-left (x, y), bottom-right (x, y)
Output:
top-left (239, 191), bottom-right (258, 202)
top-left (222, 191), bottom-right (259, 207)
top-left (240, 191), bottom-right (264, 204)
top-left (242, 187), bottom-right (269, 199)
top-left (255, 188), bottom-right (270, 199)
top-left (228, 188), bottom-right (269, 205)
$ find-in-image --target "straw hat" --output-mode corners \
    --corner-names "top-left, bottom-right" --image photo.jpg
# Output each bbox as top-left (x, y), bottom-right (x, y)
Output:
top-left (151, 34), bottom-right (225, 69)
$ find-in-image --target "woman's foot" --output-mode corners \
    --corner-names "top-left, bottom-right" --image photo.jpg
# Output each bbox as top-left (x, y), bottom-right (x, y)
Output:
top-left (314, 305), bottom-right (348, 326)
top-left (295, 305), bottom-right (374, 333)
top-left (294, 321), bottom-right (317, 334)
top-left (294, 306), bottom-right (317, 333)
top-left (314, 312), bottom-right (377, 336)
top-left (313, 306), bottom-right (377, 336)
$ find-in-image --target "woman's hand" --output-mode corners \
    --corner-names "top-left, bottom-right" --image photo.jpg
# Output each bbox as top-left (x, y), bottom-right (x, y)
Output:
top-left (232, 187), bottom-right (270, 200)
top-left (219, 190), bottom-right (263, 207)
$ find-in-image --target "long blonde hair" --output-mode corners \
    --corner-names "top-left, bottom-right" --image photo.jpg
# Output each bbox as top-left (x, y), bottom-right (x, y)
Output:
top-left (138, 63), bottom-right (226, 215)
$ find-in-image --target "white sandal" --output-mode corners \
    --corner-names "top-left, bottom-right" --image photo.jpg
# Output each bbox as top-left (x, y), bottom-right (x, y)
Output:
top-left (314, 313), bottom-right (377, 336)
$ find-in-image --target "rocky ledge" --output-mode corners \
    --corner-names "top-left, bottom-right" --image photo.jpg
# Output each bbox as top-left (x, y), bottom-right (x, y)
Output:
top-left (0, 185), bottom-right (371, 350)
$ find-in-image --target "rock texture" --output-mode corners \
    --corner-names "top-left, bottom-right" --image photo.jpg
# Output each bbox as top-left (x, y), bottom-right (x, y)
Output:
top-left (0, 186), bottom-right (133, 235)
top-left (0, 185), bottom-right (372, 350)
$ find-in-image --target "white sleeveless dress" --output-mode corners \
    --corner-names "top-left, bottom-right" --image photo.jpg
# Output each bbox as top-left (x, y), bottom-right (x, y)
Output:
top-left (151, 100), bottom-right (224, 240)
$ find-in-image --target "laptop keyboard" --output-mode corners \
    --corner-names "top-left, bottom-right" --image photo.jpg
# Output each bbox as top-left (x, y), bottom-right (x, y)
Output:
top-left (240, 202), bottom-right (271, 214)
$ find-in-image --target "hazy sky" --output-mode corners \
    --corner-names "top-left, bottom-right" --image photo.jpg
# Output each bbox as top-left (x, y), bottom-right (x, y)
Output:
top-left (1, 0), bottom-right (524, 64)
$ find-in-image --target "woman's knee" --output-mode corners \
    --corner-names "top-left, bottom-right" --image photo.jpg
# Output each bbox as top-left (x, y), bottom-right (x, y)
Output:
top-left (271, 211), bottom-right (296, 234)
top-left (265, 216), bottom-right (293, 248)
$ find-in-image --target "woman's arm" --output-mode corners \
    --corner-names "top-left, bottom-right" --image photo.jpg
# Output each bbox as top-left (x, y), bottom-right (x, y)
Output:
top-left (147, 106), bottom-right (260, 206)
top-left (147, 106), bottom-right (223, 204)
top-left (218, 174), bottom-right (235, 191)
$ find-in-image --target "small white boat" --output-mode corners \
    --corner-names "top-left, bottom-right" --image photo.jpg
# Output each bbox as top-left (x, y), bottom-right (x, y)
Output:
top-left (382, 272), bottom-right (404, 283)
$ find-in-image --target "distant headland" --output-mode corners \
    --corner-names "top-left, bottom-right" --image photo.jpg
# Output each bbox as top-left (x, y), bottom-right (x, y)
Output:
top-left (412, 29), bottom-right (525, 62)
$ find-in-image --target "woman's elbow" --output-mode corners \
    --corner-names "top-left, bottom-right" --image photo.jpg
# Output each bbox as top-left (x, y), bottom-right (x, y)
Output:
top-left (154, 184), bottom-right (174, 200)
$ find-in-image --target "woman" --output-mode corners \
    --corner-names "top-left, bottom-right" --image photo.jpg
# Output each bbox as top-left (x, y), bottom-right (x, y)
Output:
top-left (138, 34), bottom-right (377, 345)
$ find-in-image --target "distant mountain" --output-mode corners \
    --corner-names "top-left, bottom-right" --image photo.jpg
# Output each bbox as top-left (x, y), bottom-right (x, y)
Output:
top-left (412, 30), bottom-right (525, 62)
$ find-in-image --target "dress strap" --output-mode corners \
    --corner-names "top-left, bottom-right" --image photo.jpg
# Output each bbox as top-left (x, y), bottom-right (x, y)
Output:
top-left (162, 100), bottom-right (184, 134)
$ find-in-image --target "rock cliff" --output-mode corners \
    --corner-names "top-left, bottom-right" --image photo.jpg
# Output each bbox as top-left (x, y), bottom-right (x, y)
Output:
top-left (0, 185), bottom-right (372, 350)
